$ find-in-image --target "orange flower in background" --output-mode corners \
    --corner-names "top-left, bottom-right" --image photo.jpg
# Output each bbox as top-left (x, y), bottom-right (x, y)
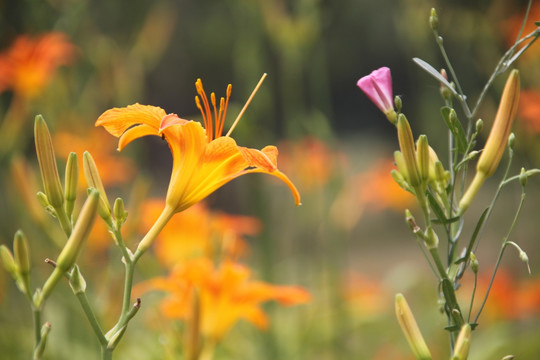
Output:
top-left (278, 136), bottom-right (347, 192)
top-left (54, 128), bottom-right (136, 186)
top-left (0, 32), bottom-right (75, 98)
top-left (135, 257), bottom-right (310, 340)
top-left (502, 2), bottom-right (540, 61)
top-left (96, 78), bottom-right (301, 216)
top-left (343, 271), bottom-right (390, 318)
top-left (141, 199), bottom-right (261, 266)
top-left (518, 90), bottom-right (540, 133)
top-left (331, 158), bottom-right (415, 229)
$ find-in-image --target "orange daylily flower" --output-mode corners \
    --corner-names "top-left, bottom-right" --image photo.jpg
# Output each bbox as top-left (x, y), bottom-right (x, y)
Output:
top-left (0, 32), bottom-right (75, 98)
top-left (96, 79), bottom-right (300, 216)
top-left (140, 199), bottom-right (261, 266)
top-left (135, 257), bottom-right (310, 340)
top-left (502, 2), bottom-right (540, 62)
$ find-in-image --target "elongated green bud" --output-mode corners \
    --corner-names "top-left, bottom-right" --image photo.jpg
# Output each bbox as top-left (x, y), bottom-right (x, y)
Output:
top-left (0, 245), bottom-right (18, 278)
top-left (395, 293), bottom-right (432, 360)
top-left (470, 252), bottom-right (479, 274)
top-left (56, 189), bottom-right (99, 271)
top-left (64, 152), bottom-right (78, 218)
top-left (429, 8), bottom-right (438, 31)
top-left (459, 70), bottom-right (520, 213)
top-left (394, 151), bottom-right (409, 182)
top-left (416, 135), bottom-right (430, 182)
top-left (113, 197), bottom-right (128, 226)
top-left (451, 324), bottom-right (471, 360)
top-left (14, 230), bottom-right (31, 277)
top-left (424, 226), bottom-right (439, 249)
top-left (33, 322), bottom-right (52, 359)
top-left (34, 115), bottom-right (64, 208)
top-left (40, 190), bottom-right (99, 305)
top-left (397, 114), bottom-right (421, 187)
top-left (83, 151), bottom-right (112, 224)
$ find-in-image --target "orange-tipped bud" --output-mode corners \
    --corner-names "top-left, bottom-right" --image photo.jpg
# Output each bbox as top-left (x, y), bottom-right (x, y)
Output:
top-left (34, 115), bottom-right (64, 208)
top-left (477, 70), bottom-right (520, 177)
top-left (395, 293), bottom-right (432, 360)
top-left (459, 70), bottom-right (520, 213)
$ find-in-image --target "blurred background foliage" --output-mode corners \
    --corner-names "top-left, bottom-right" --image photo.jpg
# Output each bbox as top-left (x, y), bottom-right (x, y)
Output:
top-left (1, 0), bottom-right (540, 359)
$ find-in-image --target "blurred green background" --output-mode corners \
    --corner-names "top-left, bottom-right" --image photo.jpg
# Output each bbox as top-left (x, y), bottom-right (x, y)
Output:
top-left (1, 0), bottom-right (540, 359)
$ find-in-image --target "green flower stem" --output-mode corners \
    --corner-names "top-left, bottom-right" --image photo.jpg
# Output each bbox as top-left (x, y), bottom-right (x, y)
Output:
top-left (473, 190), bottom-right (526, 324)
top-left (33, 307), bottom-right (42, 345)
top-left (429, 248), bottom-right (447, 281)
top-left (76, 292), bottom-right (107, 346)
top-left (101, 347), bottom-right (113, 360)
top-left (54, 205), bottom-right (73, 237)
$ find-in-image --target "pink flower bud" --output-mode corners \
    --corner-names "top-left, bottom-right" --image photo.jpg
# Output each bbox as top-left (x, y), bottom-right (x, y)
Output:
top-left (357, 67), bottom-right (396, 123)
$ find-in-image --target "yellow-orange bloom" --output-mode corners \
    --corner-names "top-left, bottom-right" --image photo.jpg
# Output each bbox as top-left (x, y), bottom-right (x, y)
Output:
top-left (96, 79), bottom-right (300, 215)
top-left (135, 258), bottom-right (310, 340)
top-left (140, 199), bottom-right (260, 266)
top-left (0, 32), bottom-right (75, 98)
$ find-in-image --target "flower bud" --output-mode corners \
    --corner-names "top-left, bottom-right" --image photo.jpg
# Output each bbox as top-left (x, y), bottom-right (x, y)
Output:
top-left (470, 252), bottom-right (479, 274)
top-left (477, 70), bottom-right (520, 177)
top-left (429, 8), bottom-right (438, 32)
top-left (397, 114), bottom-right (421, 187)
top-left (475, 119), bottom-right (483, 133)
top-left (451, 324), bottom-right (471, 360)
top-left (34, 322), bottom-right (52, 359)
top-left (0, 245), bottom-right (18, 278)
top-left (40, 190), bottom-right (99, 304)
top-left (69, 265), bottom-right (86, 294)
top-left (113, 197), bottom-right (128, 227)
top-left (394, 151), bottom-right (409, 182)
top-left (64, 152), bottom-right (78, 218)
top-left (395, 293), bottom-right (432, 360)
top-left (56, 189), bottom-right (99, 271)
top-left (34, 115), bottom-right (64, 208)
top-left (14, 230), bottom-right (31, 278)
top-left (440, 69), bottom-right (453, 101)
top-left (83, 151), bottom-right (112, 224)
top-left (519, 167), bottom-right (527, 187)
top-left (416, 135), bottom-right (430, 182)
top-left (391, 169), bottom-right (410, 191)
top-left (459, 70), bottom-right (520, 213)
top-left (394, 95), bottom-right (402, 113)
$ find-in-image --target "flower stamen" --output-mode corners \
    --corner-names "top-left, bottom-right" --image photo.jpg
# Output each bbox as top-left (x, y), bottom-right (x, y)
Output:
top-left (195, 79), bottom-right (213, 140)
top-left (226, 73), bottom-right (267, 137)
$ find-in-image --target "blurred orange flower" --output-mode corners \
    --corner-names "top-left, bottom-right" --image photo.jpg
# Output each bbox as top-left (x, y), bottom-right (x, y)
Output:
top-left (502, 3), bottom-right (540, 61)
top-left (54, 128), bottom-right (136, 187)
top-left (97, 79), bottom-right (300, 217)
top-left (331, 158), bottom-right (415, 229)
top-left (0, 32), bottom-right (75, 98)
top-left (517, 90), bottom-right (540, 133)
top-left (278, 136), bottom-right (347, 192)
top-left (343, 271), bottom-right (390, 318)
top-left (135, 257), bottom-right (310, 340)
top-left (468, 269), bottom-right (540, 322)
top-left (141, 199), bottom-right (261, 266)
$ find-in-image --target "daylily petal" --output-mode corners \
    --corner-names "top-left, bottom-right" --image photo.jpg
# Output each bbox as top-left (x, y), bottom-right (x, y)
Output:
top-left (118, 123), bottom-right (158, 151)
top-left (96, 103), bottom-right (165, 138)
top-left (239, 146), bottom-right (277, 172)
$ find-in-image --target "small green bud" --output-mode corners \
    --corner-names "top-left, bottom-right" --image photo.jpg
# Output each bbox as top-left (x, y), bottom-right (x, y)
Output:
top-left (519, 167), bottom-right (527, 187)
top-left (508, 132), bottom-right (516, 150)
top-left (439, 69), bottom-right (453, 101)
top-left (465, 151), bottom-right (479, 162)
top-left (429, 8), bottom-right (438, 31)
top-left (391, 169), bottom-right (410, 192)
top-left (394, 151), bottom-right (410, 182)
top-left (34, 115), bottom-right (64, 209)
top-left (69, 265), bottom-right (87, 294)
top-left (470, 252), bottom-right (478, 274)
top-left (394, 96), bottom-right (402, 113)
top-left (34, 322), bottom-right (52, 359)
top-left (83, 151), bottom-right (112, 225)
top-left (64, 152), bottom-right (79, 218)
top-left (113, 198), bottom-right (128, 226)
top-left (475, 119), bottom-right (483, 133)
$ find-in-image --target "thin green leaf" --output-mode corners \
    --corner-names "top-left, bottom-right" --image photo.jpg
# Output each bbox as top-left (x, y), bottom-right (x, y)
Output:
top-left (413, 57), bottom-right (459, 96)
top-left (455, 208), bottom-right (489, 265)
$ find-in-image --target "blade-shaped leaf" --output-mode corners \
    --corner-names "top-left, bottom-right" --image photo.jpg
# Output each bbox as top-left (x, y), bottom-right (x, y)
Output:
top-left (413, 57), bottom-right (458, 96)
top-left (441, 107), bottom-right (467, 154)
